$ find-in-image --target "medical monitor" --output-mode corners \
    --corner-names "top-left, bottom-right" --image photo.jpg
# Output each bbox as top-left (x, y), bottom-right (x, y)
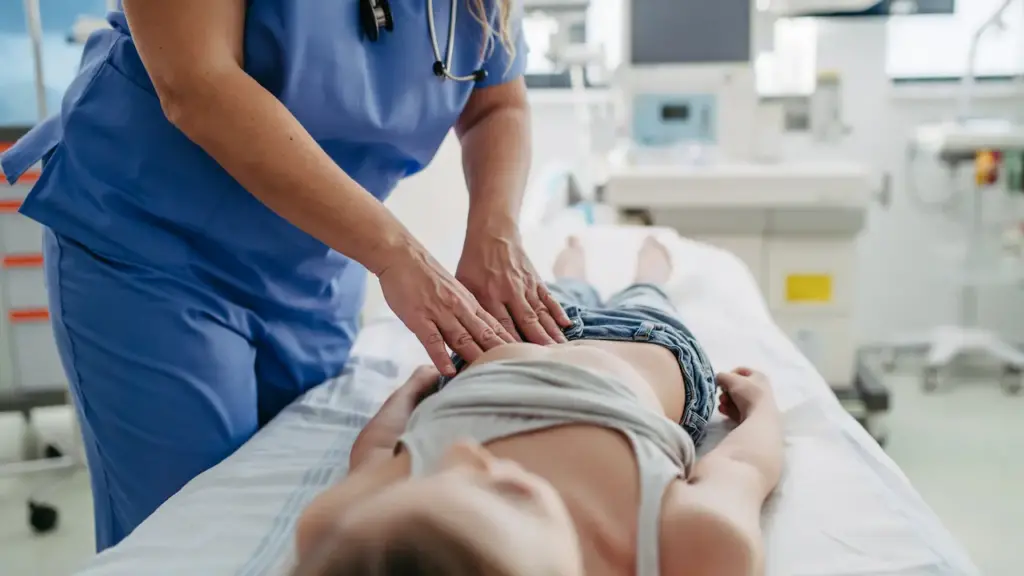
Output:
top-left (629, 0), bottom-right (752, 65)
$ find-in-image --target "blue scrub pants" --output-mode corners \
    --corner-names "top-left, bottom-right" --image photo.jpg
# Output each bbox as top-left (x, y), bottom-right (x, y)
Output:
top-left (42, 229), bottom-right (353, 551)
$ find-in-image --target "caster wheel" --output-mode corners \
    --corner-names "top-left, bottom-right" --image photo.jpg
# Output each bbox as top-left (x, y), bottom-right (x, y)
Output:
top-left (922, 369), bottom-right (940, 393)
top-left (44, 444), bottom-right (63, 459)
top-left (28, 501), bottom-right (59, 534)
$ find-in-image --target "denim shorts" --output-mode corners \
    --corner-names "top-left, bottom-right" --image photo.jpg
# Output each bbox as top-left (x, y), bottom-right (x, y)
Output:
top-left (442, 279), bottom-right (717, 446)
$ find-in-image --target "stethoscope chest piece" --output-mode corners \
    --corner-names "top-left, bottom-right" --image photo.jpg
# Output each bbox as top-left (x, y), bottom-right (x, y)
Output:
top-left (360, 0), bottom-right (394, 42)
top-left (361, 0), bottom-right (487, 83)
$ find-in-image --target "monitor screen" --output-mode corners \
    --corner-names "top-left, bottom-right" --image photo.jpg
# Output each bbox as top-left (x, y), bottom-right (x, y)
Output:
top-left (661, 104), bottom-right (692, 122)
top-left (630, 0), bottom-right (752, 65)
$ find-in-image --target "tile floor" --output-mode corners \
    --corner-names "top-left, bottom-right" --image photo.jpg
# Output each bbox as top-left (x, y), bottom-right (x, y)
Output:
top-left (0, 370), bottom-right (1021, 576)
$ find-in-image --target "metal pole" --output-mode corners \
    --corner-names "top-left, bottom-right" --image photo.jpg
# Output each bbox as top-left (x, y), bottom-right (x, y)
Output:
top-left (23, 0), bottom-right (48, 120)
top-left (961, 186), bottom-right (983, 328)
top-left (958, 0), bottom-right (1015, 122)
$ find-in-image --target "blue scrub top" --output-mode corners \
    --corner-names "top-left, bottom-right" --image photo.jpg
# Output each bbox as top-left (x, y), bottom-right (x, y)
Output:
top-left (1, 0), bottom-right (526, 323)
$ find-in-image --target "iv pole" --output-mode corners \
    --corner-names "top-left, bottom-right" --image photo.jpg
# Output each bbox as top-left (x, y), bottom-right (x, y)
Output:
top-left (957, 0), bottom-right (1015, 122)
top-left (23, 0), bottom-right (48, 120)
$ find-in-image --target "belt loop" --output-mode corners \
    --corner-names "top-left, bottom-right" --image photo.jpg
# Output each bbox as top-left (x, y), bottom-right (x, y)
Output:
top-left (633, 321), bottom-right (655, 341)
top-left (562, 305), bottom-right (584, 338)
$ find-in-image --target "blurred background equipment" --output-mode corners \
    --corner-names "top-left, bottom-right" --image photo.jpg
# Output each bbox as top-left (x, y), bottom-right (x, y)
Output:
top-left (0, 0), bottom-right (92, 540)
top-left (878, 0), bottom-right (1024, 394)
top-left (603, 0), bottom-right (878, 411)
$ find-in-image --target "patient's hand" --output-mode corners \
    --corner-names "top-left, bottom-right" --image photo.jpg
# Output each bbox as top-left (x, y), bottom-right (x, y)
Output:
top-left (716, 368), bottom-right (773, 423)
top-left (350, 366), bottom-right (440, 470)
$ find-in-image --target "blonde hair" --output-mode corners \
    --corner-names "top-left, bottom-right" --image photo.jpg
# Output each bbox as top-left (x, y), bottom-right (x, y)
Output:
top-left (291, 514), bottom-right (519, 576)
top-left (467, 0), bottom-right (516, 64)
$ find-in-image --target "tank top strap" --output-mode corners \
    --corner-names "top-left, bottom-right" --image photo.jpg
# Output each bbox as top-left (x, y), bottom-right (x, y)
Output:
top-left (396, 432), bottom-right (432, 477)
top-left (631, 432), bottom-right (684, 576)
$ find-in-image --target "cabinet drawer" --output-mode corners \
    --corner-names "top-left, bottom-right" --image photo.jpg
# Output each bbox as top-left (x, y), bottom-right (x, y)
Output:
top-left (8, 309), bottom-right (66, 392)
top-left (2, 255), bottom-right (47, 308)
top-left (0, 200), bottom-right (42, 255)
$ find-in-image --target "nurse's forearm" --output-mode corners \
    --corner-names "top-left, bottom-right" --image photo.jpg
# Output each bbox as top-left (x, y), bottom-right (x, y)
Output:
top-left (162, 70), bottom-right (418, 275)
top-left (457, 91), bottom-right (532, 236)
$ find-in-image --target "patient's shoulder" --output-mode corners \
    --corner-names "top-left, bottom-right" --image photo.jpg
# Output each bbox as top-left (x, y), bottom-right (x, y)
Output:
top-left (659, 482), bottom-right (762, 576)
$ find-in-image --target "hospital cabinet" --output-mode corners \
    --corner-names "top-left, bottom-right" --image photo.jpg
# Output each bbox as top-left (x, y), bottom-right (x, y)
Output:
top-left (605, 162), bottom-right (871, 386)
top-left (0, 145), bottom-right (65, 396)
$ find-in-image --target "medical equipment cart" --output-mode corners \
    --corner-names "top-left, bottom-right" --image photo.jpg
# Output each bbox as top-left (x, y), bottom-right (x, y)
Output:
top-left (880, 0), bottom-right (1024, 394)
top-left (1, 126), bottom-right (82, 535)
top-left (1, 125), bottom-right (83, 535)
top-left (0, 0), bottom-right (88, 535)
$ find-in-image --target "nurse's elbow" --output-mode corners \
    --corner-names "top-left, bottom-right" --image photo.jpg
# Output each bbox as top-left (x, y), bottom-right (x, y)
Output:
top-left (156, 95), bottom-right (188, 129)
top-left (156, 83), bottom-right (212, 133)
top-left (150, 70), bottom-right (229, 131)
top-left (152, 80), bottom-right (200, 130)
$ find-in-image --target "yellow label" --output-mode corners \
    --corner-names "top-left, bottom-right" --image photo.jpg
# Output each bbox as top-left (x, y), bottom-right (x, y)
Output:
top-left (786, 274), bottom-right (833, 303)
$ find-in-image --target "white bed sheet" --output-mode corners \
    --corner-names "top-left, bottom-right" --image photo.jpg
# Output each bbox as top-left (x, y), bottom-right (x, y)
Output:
top-left (74, 228), bottom-right (978, 576)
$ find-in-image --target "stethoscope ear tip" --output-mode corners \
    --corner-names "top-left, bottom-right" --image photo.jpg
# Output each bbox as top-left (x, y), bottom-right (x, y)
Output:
top-left (473, 69), bottom-right (488, 83)
top-left (433, 61), bottom-right (446, 78)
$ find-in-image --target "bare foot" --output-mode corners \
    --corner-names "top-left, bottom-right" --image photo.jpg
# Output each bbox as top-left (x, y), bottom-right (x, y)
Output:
top-left (634, 236), bottom-right (673, 285)
top-left (553, 236), bottom-right (587, 280)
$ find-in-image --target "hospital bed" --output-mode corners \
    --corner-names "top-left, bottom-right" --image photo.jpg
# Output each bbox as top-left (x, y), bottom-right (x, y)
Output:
top-left (71, 227), bottom-right (978, 576)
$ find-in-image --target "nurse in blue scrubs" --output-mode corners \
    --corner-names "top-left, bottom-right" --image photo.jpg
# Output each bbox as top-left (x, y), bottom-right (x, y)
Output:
top-left (0, 0), bottom-right (570, 550)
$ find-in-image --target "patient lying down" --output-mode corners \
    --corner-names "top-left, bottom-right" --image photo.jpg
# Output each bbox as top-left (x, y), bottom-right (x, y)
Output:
top-left (292, 237), bottom-right (784, 576)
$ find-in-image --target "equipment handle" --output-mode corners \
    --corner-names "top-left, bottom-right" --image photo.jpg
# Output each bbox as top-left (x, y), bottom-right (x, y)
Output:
top-left (0, 200), bottom-right (24, 214)
top-left (9, 308), bottom-right (50, 324)
top-left (2, 254), bottom-right (45, 268)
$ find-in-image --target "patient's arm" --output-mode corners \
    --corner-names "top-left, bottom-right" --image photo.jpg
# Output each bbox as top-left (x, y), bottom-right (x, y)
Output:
top-left (694, 369), bottom-right (783, 497)
top-left (662, 369), bottom-right (783, 576)
top-left (296, 368), bottom-right (439, 556)
top-left (349, 366), bottom-right (440, 471)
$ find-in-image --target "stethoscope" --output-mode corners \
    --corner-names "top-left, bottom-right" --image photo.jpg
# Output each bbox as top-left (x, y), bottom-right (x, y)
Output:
top-left (361, 0), bottom-right (488, 83)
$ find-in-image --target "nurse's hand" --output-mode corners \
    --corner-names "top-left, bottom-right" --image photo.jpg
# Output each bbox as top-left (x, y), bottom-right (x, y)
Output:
top-left (456, 228), bottom-right (572, 345)
top-left (378, 248), bottom-right (515, 376)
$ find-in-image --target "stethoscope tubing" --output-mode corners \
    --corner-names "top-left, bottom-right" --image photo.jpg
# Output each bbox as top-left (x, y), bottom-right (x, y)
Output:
top-left (426, 0), bottom-right (484, 82)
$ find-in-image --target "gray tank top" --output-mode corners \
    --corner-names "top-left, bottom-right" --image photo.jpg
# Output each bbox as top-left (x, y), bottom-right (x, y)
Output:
top-left (397, 360), bottom-right (696, 576)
